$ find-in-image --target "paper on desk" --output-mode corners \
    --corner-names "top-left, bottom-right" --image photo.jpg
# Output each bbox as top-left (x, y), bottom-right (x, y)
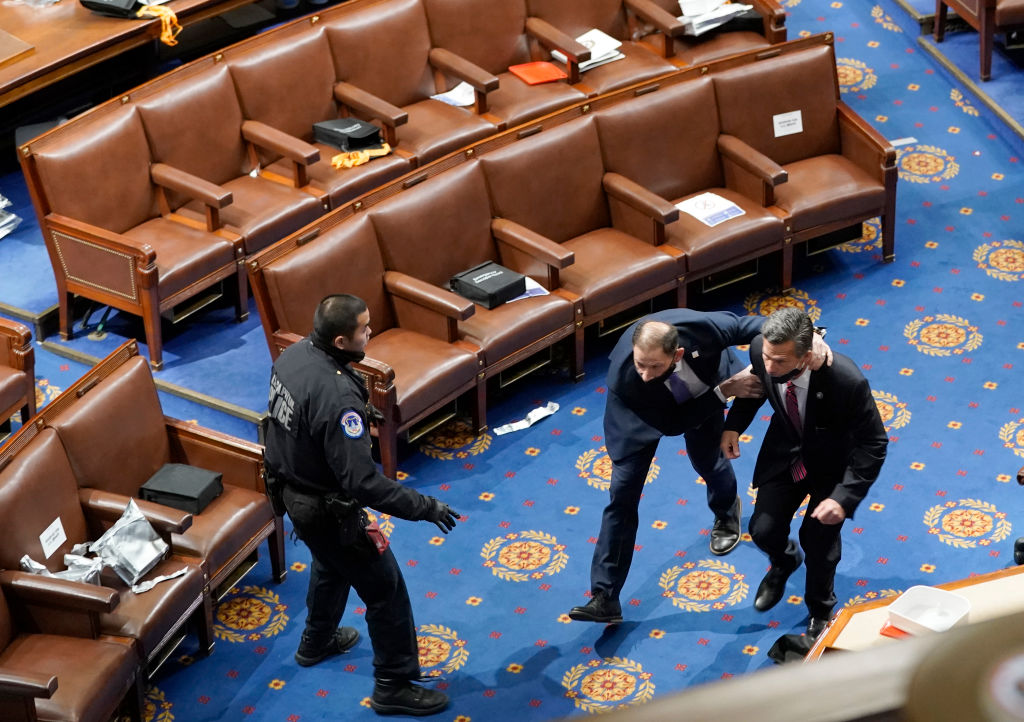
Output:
top-left (494, 402), bottom-right (559, 435)
top-left (432, 81), bottom-right (476, 107)
top-left (677, 192), bottom-right (745, 227)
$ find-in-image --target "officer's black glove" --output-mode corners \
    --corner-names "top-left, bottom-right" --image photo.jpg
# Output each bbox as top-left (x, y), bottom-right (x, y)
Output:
top-left (425, 496), bottom-right (459, 534)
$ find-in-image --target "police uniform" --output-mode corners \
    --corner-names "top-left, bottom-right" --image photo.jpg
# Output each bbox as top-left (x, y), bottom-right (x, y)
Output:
top-left (265, 337), bottom-right (434, 682)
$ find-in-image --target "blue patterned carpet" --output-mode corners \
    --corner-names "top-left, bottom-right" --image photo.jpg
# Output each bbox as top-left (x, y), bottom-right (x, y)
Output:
top-left (3, 0), bottom-right (1024, 719)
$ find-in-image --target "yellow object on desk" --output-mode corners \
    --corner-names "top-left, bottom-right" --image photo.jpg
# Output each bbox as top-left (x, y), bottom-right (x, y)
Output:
top-left (331, 143), bottom-right (392, 169)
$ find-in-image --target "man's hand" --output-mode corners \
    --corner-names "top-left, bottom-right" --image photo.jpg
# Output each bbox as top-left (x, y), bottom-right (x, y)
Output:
top-left (721, 430), bottom-right (741, 460)
top-left (425, 497), bottom-right (459, 534)
top-left (808, 333), bottom-right (833, 371)
top-left (719, 365), bottom-right (764, 399)
top-left (810, 498), bottom-right (845, 525)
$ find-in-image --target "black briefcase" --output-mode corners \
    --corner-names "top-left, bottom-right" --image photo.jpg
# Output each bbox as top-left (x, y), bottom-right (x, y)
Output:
top-left (79, 0), bottom-right (137, 17)
top-left (313, 118), bottom-right (382, 151)
top-left (140, 464), bottom-right (223, 515)
top-left (450, 261), bottom-right (526, 309)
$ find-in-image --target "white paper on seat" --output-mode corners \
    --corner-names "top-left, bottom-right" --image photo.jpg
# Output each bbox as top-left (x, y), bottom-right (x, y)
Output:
top-left (773, 109), bottom-right (804, 137)
top-left (678, 2), bottom-right (754, 36)
top-left (551, 28), bottom-right (625, 72)
top-left (676, 192), bottom-right (745, 227)
top-left (507, 276), bottom-right (550, 303)
top-left (431, 81), bottom-right (476, 107)
top-left (40, 517), bottom-right (67, 559)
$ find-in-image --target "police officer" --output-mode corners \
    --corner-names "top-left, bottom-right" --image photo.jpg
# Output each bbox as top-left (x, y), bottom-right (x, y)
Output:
top-left (265, 293), bottom-right (459, 716)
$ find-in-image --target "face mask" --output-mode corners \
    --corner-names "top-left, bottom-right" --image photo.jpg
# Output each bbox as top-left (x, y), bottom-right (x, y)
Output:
top-left (769, 366), bottom-right (803, 384)
top-left (311, 333), bottom-right (365, 366)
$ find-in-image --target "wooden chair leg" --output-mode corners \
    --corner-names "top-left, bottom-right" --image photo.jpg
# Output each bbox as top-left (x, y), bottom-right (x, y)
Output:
top-left (196, 593), bottom-right (215, 656)
top-left (570, 325), bottom-right (585, 382)
top-left (59, 291), bottom-right (73, 340)
top-left (980, 17), bottom-right (994, 80)
top-left (377, 422), bottom-right (399, 479)
top-left (676, 277), bottom-right (688, 309)
top-left (235, 262), bottom-right (249, 323)
top-left (470, 378), bottom-right (487, 435)
top-left (140, 294), bottom-right (164, 371)
top-left (268, 520), bottom-right (287, 584)
top-left (781, 241), bottom-right (794, 290)
top-left (934, 0), bottom-right (947, 41)
top-left (126, 673), bottom-right (145, 722)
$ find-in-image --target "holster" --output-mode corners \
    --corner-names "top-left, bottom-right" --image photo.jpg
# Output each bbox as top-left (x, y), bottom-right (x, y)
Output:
top-left (325, 493), bottom-right (367, 544)
top-left (263, 468), bottom-right (288, 517)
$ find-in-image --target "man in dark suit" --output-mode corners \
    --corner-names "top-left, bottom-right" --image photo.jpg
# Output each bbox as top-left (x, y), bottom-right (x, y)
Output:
top-left (722, 308), bottom-right (887, 639)
top-left (569, 308), bottom-right (829, 624)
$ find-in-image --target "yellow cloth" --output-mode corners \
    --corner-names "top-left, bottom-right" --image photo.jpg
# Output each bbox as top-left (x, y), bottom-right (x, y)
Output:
top-left (136, 4), bottom-right (182, 47)
top-left (331, 143), bottom-right (392, 170)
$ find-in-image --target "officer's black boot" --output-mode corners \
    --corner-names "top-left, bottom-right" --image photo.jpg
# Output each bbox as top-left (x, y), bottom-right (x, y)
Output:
top-left (370, 678), bottom-right (449, 716)
top-left (294, 626), bottom-right (360, 667)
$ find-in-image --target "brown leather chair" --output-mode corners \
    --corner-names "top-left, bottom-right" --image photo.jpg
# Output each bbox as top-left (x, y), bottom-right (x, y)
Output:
top-left (0, 426), bottom-right (212, 676)
top-left (0, 570), bottom-right (143, 722)
top-left (934, 0), bottom-right (1024, 80)
top-left (226, 23), bottom-right (413, 209)
top-left (638, 0), bottom-right (784, 65)
top-left (135, 63), bottom-right (325, 256)
top-left (255, 215), bottom-right (485, 478)
top-left (712, 45), bottom-right (897, 276)
top-left (524, 0), bottom-right (676, 94)
top-left (368, 161), bottom-right (583, 380)
top-left (39, 344), bottom-right (285, 595)
top-left (22, 104), bottom-right (248, 371)
top-left (421, 0), bottom-right (587, 129)
top-left (479, 116), bottom-right (682, 334)
top-left (322, 0), bottom-right (499, 166)
top-left (595, 76), bottom-right (787, 305)
top-left (0, 318), bottom-right (35, 428)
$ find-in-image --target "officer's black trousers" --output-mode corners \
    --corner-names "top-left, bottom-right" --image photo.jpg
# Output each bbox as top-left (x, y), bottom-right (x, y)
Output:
top-left (283, 486), bottom-right (420, 680)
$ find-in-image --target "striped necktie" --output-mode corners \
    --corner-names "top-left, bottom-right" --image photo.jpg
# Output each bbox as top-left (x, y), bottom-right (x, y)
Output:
top-left (786, 381), bottom-right (807, 482)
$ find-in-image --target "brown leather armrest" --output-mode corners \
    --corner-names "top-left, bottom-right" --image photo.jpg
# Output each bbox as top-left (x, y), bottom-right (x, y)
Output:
top-left (272, 332), bottom-right (304, 359)
top-left (47, 213), bottom-right (157, 265)
top-left (748, 0), bottom-right (786, 42)
top-left (79, 488), bottom-right (193, 536)
top-left (241, 120), bottom-right (320, 166)
top-left (333, 82), bottom-right (409, 128)
top-left (525, 16), bottom-right (592, 62)
top-left (384, 271), bottom-right (475, 321)
top-left (603, 172), bottom-right (680, 225)
top-left (0, 569), bottom-right (119, 613)
top-left (429, 48), bottom-right (500, 93)
top-left (624, 0), bottom-right (686, 36)
top-left (837, 101), bottom-right (896, 172)
top-left (151, 163), bottom-right (232, 210)
top-left (717, 135), bottom-right (787, 184)
top-left (0, 317), bottom-right (31, 348)
top-left (491, 218), bottom-right (574, 268)
top-left (353, 357), bottom-right (396, 385)
top-left (0, 668), bottom-right (57, 699)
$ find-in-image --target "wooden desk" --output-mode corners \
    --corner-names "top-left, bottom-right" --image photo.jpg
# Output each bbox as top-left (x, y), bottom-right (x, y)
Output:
top-left (0, 0), bottom-right (257, 108)
top-left (807, 564), bottom-right (1024, 660)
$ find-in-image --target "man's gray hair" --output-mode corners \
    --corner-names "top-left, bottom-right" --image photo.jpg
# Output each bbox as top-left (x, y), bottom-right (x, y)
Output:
top-left (761, 307), bottom-right (814, 356)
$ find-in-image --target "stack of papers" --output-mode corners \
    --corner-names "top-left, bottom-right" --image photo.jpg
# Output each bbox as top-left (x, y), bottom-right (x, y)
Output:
top-left (676, 0), bottom-right (756, 36)
top-left (551, 28), bottom-right (625, 72)
top-left (676, 192), bottom-right (745, 227)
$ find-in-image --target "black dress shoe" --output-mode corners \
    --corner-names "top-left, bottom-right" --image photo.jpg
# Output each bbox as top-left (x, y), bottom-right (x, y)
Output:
top-left (753, 552), bottom-right (803, 612)
top-left (294, 626), bottom-right (360, 667)
top-left (710, 497), bottom-right (742, 556)
top-left (371, 679), bottom-right (449, 716)
top-left (806, 616), bottom-right (830, 639)
top-left (568, 591), bottom-right (623, 624)
top-left (1014, 537), bottom-right (1024, 565)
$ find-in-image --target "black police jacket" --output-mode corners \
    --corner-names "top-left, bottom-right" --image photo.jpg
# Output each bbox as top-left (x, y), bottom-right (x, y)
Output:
top-left (264, 338), bottom-right (433, 521)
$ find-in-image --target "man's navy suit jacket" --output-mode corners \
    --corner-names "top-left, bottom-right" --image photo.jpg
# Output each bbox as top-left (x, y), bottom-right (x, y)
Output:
top-left (603, 309), bottom-right (764, 462)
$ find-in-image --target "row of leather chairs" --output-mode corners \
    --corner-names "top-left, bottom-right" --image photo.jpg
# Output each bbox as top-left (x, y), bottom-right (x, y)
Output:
top-left (18, 0), bottom-right (786, 371)
top-left (248, 37), bottom-right (898, 479)
top-left (0, 341), bottom-right (283, 721)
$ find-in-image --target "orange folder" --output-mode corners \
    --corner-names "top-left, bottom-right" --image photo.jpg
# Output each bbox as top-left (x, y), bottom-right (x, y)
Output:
top-left (508, 61), bottom-right (568, 85)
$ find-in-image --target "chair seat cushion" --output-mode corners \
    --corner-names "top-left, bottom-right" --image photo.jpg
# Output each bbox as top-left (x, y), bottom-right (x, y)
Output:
top-left (123, 218), bottom-right (238, 302)
top-left (185, 175), bottom-right (323, 255)
top-left (459, 294), bottom-right (574, 367)
top-left (366, 328), bottom-right (480, 424)
top-left (1, 633), bottom-right (137, 722)
top-left (397, 100), bottom-right (497, 164)
top-left (487, 72), bottom-right (587, 129)
top-left (0, 365), bottom-right (30, 418)
top-left (265, 143), bottom-right (412, 209)
top-left (573, 41), bottom-right (675, 97)
top-left (775, 155), bottom-right (886, 232)
top-left (996, 0), bottom-right (1024, 26)
top-left (99, 557), bottom-right (206, 662)
top-left (561, 228), bottom-right (678, 316)
top-left (666, 188), bottom-right (786, 273)
top-left (169, 485), bottom-right (275, 586)
top-left (673, 31), bottom-right (770, 66)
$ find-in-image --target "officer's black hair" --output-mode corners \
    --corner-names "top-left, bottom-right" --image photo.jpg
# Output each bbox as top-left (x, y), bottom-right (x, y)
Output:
top-left (313, 294), bottom-right (367, 345)
top-left (633, 320), bottom-right (679, 356)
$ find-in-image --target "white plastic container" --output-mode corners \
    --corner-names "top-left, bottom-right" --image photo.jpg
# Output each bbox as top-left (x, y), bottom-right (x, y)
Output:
top-left (887, 585), bottom-right (971, 634)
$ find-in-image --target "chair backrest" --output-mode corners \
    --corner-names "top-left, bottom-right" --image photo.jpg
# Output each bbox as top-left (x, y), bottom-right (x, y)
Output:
top-left (526, 0), bottom-right (629, 40)
top-left (30, 105), bottom-right (157, 234)
top-left (261, 215), bottom-right (396, 337)
top-left (0, 428), bottom-right (90, 573)
top-left (480, 115), bottom-right (608, 242)
top-left (227, 26), bottom-right (338, 146)
top-left (46, 356), bottom-right (171, 498)
top-left (712, 44), bottom-right (840, 166)
top-left (423, 0), bottom-right (532, 74)
top-left (595, 76), bottom-right (723, 200)
top-left (369, 161), bottom-right (496, 288)
top-left (323, 0), bottom-right (437, 108)
top-left (136, 64), bottom-right (250, 190)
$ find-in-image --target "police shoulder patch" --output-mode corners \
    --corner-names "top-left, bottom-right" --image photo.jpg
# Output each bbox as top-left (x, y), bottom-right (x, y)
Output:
top-left (340, 410), bottom-right (364, 438)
